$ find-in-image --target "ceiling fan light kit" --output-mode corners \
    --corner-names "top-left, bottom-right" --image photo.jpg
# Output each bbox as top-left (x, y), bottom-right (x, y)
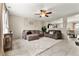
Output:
top-left (40, 12), bottom-right (46, 17)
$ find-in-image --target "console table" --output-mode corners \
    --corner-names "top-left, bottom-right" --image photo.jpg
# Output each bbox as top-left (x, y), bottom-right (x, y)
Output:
top-left (4, 33), bottom-right (13, 51)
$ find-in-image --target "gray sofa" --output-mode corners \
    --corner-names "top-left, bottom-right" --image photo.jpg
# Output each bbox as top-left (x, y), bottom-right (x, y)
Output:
top-left (45, 30), bottom-right (63, 39)
top-left (22, 30), bottom-right (43, 41)
top-left (22, 30), bottom-right (63, 41)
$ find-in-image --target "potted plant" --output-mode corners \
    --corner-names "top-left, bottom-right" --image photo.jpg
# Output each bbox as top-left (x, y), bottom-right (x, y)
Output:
top-left (41, 26), bottom-right (47, 36)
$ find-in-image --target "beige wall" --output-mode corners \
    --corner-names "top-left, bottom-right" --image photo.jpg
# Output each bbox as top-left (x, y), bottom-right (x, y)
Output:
top-left (9, 15), bottom-right (43, 39)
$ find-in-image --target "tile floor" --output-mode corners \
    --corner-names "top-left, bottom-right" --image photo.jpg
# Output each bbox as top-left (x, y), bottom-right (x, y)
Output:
top-left (38, 38), bottom-right (79, 56)
top-left (5, 37), bottom-right (79, 56)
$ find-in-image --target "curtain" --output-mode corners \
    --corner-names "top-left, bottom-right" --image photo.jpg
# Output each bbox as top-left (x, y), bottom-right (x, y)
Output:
top-left (2, 10), bottom-right (9, 34)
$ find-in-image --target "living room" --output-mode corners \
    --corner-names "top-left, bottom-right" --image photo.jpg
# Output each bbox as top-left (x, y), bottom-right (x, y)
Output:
top-left (1, 3), bottom-right (79, 56)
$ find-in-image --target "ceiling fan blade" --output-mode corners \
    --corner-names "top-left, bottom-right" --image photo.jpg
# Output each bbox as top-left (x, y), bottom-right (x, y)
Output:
top-left (40, 10), bottom-right (43, 12)
top-left (40, 16), bottom-right (42, 17)
top-left (35, 13), bottom-right (40, 15)
top-left (47, 8), bottom-right (53, 11)
top-left (47, 7), bottom-right (56, 11)
top-left (45, 14), bottom-right (49, 17)
top-left (46, 12), bottom-right (52, 14)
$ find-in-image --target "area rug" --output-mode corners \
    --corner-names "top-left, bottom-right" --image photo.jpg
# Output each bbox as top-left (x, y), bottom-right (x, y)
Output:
top-left (5, 37), bottom-right (62, 56)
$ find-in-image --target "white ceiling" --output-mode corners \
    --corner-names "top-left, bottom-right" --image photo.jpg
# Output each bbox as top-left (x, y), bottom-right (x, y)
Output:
top-left (6, 3), bottom-right (79, 21)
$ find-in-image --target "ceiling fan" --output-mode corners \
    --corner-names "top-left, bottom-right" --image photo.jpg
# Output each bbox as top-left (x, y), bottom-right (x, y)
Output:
top-left (35, 8), bottom-right (55, 17)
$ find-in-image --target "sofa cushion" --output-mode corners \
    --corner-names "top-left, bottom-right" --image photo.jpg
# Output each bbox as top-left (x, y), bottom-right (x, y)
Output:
top-left (27, 31), bottom-right (32, 35)
top-left (27, 34), bottom-right (39, 41)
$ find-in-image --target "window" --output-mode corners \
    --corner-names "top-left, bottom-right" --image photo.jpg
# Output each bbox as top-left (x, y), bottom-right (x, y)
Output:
top-left (2, 10), bottom-right (9, 34)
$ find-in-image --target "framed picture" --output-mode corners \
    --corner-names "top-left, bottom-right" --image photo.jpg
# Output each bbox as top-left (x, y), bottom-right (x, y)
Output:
top-left (47, 24), bottom-right (57, 28)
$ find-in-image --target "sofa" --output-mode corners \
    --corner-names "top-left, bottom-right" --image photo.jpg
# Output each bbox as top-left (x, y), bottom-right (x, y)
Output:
top-left (22, 30), bottom-right (63, 41)
top-left (44, 30), bottom-right (63, 39)
top-left (22, 30), bottom-right (43, 41)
